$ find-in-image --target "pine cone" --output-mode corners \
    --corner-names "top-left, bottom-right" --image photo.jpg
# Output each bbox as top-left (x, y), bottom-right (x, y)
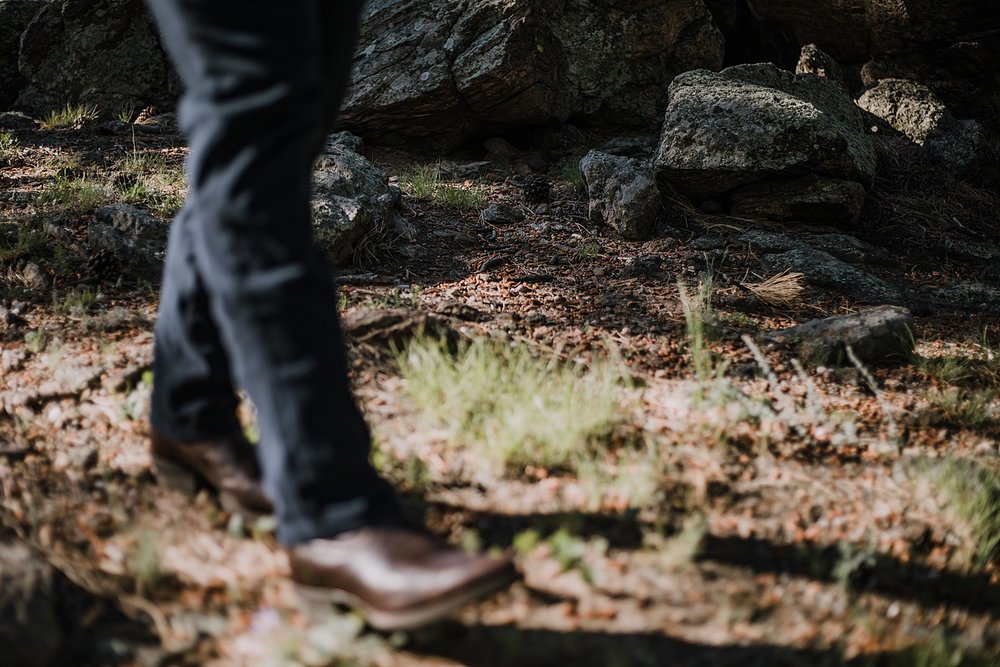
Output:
top-left (135, 105), bottom-right (159, 124)
top-left (87, 248), bottom-right (121, 283)
top-left (521, 175), bottom-right (551, 205)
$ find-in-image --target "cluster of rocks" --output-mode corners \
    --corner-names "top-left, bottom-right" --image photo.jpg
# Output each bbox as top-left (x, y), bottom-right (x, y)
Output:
top-left (582, 50), bottom-right (998, 234)
top-left (2, 0), bottom-right (997, 150)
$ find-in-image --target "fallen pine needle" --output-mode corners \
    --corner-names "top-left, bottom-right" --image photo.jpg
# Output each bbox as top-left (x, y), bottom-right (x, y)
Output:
top-left (743, 270), bottom-right (804, 309)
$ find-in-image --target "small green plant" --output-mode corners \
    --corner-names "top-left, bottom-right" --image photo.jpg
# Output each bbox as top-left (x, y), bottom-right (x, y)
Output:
top-left (371, 441), bottom-right (433, 492)
top-left (128, 530), bottom-right (162, 595)
top-left (42, 103), bottom-right (99, 130)
top-left (720, 310), bottom-right (754, 328)
top-left (82, 306), bottom-right (140, 333)
top-left (396, 335), bottom-right (631, 474)
top-left (115, 148), bottom-right (186, 218)
top-left (119, 370), bottom-right (152, 422)
top-left (0, 132), bottom-right (18, 163)
top-left (56, 288), bottom-right (98, 317)
top-left (678, 274), bottom-right (721, 383)
top-left (922, 387), bottom-right (996, 428)
top-left (117, 102), bottom-right (138, 125)
top-left (24, 329), bottom-right (48, 354)
top-left (36, 174), bottom-right (110, 212)
top-left (255, 612), bottom-right (389, 666)
top-left (512, 528), bottom-right (541, 556)
top-left (360, 285), bottom-right (422, 310)
top-left (573, 439), bottom-right (665, 512)
top-left (576, 240), bottom-right (602, 260)
top-left (0, 219), bottom-right (48, 263)
top-left (831, 539), bottom-right (877, 590)
top-left (918, 355), bottom-right (975, 385)
top-left (398, 164), bottom-right (484, 211)
top-left (561, 164), bottom-right (585, 191)
top-left (916, 457), bottom-right (1000, 569)
top-left (546, 528), bottom-right (599, 581)
top-left (643, 513), bottom-right (708, 572)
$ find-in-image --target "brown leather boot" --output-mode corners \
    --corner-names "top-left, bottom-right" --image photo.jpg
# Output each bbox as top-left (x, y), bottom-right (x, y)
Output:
top-left (289, 525), bottom-right (517, 631)
top-left (150, 430), bottom-right (273, 518)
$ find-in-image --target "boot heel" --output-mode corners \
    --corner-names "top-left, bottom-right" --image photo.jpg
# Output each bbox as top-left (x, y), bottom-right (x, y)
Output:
top-left (153, 456), bottom-right (200, 496)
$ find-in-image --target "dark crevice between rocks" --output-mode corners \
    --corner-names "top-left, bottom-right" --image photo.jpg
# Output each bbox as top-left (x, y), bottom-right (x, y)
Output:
top-left (703, 0), bottom-right (800, 70)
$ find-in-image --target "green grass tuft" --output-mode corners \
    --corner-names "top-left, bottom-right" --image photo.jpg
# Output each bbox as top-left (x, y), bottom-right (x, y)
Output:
top-left (36, 174), bottom-right (111, 212)
top-left (561, 164), bottom-right (585, 191)
top-left (917, 355), bottom-right (975, 385)
top-left (0, 132), bottom-right (18, 163)
top-left (576, 240), bottom-right (602, 260)
top-left (396, 336), bottom-right (632, 474)
top-left (115, 149), bottom-right (186, 218)
top-left (128, 530), bottom-right (162, 595)
top-left (41, 103), bottom-right (99, 130)
top-left (918, 458), bottom-right (1000, 569)
top-left (678, 274), bottom-right (722, 383)
top-left (55, 288), bottom-right (98, 317)
top-left (398, 164), bottom-right (485, 211)
top-left (922, 387), bottom-right (996, 428)
top-left (0, 218), bottom-right (49, 263)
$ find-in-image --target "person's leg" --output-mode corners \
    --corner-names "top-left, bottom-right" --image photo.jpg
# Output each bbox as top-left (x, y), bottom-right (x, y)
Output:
top-left (145, 0), bottom-right (390, 545)
top-left (151, 204), bottom-right (241, 442)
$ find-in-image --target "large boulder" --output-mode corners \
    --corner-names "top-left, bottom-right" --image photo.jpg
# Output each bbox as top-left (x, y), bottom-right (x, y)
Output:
top-left (654, 63), bottom-right (876, 220)
top-left (0, 0), bottom-right (50, 109)
top-left (340, 0), bottom-right (723, 149)
top-left (579, 150), bottom-right (660, 240)
top-left (16, 0), bottom-right (177, 117)
top-left (856, 79), bottom-right (997, 177)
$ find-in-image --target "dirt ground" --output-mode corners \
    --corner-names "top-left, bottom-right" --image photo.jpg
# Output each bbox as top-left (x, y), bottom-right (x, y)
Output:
top-left (1, 121), bottom-right (999, 666)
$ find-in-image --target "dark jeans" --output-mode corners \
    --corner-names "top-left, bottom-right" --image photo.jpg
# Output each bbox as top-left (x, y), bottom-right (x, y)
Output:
top-left (145, 0), bottom-right (394, 544)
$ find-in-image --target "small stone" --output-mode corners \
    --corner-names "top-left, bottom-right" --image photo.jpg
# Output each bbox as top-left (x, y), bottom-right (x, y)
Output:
top-left (764, 305), bottom-right (914, 365)
top-left (690, 236), bottom-right (727, 251)
top-left (580, 150), bottom-right (659, 240)
top-left (21, 263), bottom-right (51, 291)
top-left (95, 120), bottom-right (132, 136)
top-left (621, 254), bottom-right (668, 279)
top-left (95, 203), bottom-right (168, 243)
top-left (480, 204), bottom-right (524, 226)
top-left (795, 44), bottom-right (845, 84)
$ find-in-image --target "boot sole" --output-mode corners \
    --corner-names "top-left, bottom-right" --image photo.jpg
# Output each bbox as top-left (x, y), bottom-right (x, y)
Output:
top-left (295, 567), bottom-right (517, 631)
top-left (153, 455), bottom-right (268, 521)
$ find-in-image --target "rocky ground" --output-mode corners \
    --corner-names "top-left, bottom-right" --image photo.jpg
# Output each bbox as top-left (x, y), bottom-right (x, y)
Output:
top-left (1, 116), bottom-right (1000, 667)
